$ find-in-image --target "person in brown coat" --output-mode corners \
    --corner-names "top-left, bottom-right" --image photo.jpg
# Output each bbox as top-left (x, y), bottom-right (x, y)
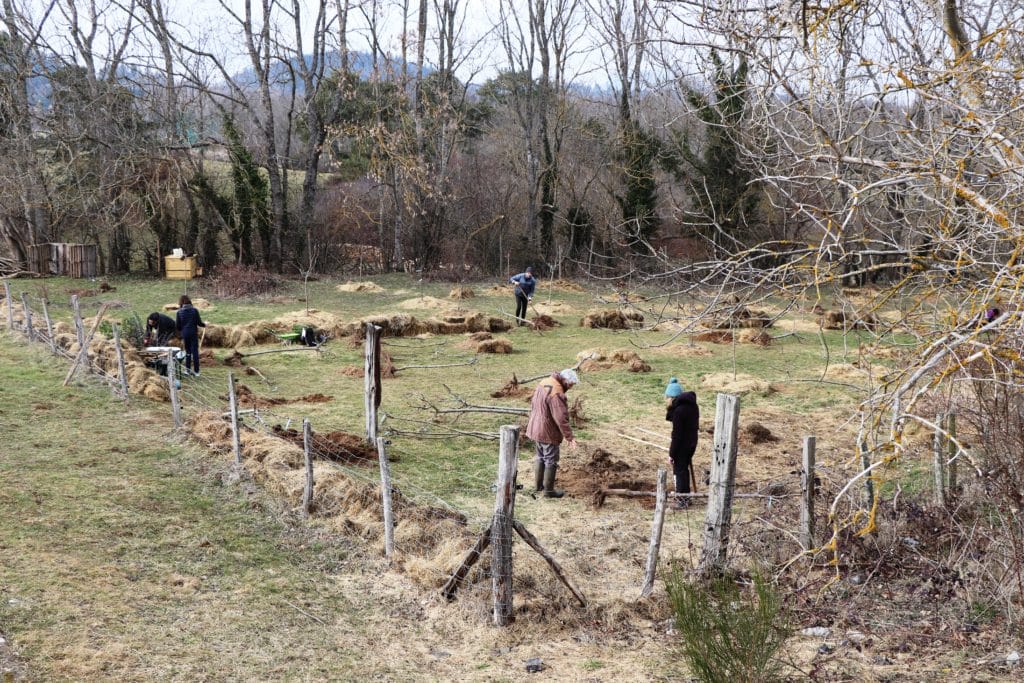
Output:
top-left (526, 368), bottom-right (579, 498)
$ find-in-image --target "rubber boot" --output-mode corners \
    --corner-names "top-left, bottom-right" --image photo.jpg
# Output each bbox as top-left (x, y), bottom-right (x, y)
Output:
top-left (534, 460), bottom-right (545, 493)
top-left (543, 464), bottom-right (564, 498)
top-left (674, 474), bottom-right (689, 509)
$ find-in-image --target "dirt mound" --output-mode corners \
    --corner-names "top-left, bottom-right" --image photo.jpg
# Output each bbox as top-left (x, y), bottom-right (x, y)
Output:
top-left (738, 329), bottom-right (773, 346)
top-left (530, 314), bottom-right (561, 331)
top-left (337, 281), bottom-right (385, 293)
top-left (491, 374), bottom-right (531, 399)
top-left (448, 286), bottom-right (475, 299)
top-left (700, 372), bottom-right (774, 396)
top-left (229, 383), bottom-right (335, 408)
top-left (576, 348), bottom-right (652, 373)
top-left (476, 338), bottom-right (513, 354)
top-left (580, 309), bottom-right (644, 329)
top-left (271, 425), bottom-right (376, 465)
top-left (560, 447), bottom-right (635, 504)
top-left (744, 422), bottom-right (778, 444)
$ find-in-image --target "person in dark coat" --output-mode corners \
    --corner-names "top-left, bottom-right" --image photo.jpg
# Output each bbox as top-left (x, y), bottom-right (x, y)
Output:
top-left (665, 377), bottom-right (699, 509)
top-left (175, 295), bottom-right (206, 376)
top-left (508, 266), bottom-right (537, 326)
top-left (144, 312), bottom-right (176, 346)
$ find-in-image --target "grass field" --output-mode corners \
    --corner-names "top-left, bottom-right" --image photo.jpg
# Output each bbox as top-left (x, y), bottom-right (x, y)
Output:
top-left (3, 271), bottom-right (980, 681)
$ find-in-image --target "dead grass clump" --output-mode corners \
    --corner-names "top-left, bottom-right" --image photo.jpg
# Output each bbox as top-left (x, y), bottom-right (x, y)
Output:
top-left (476, 338), bottom-right (513, 354)
top-left (609, 349), bottom-right (652, 373)
top-left (549, 279), bottom-right (585, 292)
top-left (344, 315), bottom-right (427, 339)
top-left (580, 309), bottom-right (644, 329)
top-left (457, 331), bottom-right (491, 350)
top-left (449, 286), bottom-right (475, 299)
top-left (820, 309), bottom-right (880, 331)
top-left (202, 324), bottom-right (258, 348)
top-left (223, 350), bottom-right (246, 367)
top-left (336, 281), bottom-right (385, 293)
top-left (700, 372), bottom-right (774, 396)
top-left (578, 348), bottom-right (651, 372)
top-left (738, 329), bottom-right (773, 346)
top-left (341, 350), bottom-right (396, 378)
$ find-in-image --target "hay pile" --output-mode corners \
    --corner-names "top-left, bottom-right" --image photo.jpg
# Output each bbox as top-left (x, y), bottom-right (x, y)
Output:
top-left (580, 309), bottom-right (644, 329)
top-left (344, 312), bottom-right (511, 339)
top-left (700, 372), bottom-right (774, 396)
top-left (187, 411), bottom-right (473, 579)
top-left (530, 314), bottom-right (561, 331)
top-left (694, 330), bottom-right (733, 343)
top-left (340, 350), bottom-right (397, 378)
top-left (398, 296), bottom-right (451, 310)
top-left (337, 281), bottom-right (385, 293)
top-left (448, 286), bottom-right (475, 299)
top-left (820, 309), bottom-right (880, 331)
top-left (576, 348), bottom-right (652, 373)
top-left (706, 306), bottom-right (773, 329)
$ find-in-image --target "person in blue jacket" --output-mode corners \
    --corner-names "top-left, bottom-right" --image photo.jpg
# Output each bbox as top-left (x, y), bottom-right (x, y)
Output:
top-left (175, 295), bottom-right (206, 376)
top-left (509, 266), bottom-right (536, 326)
top-left (665, 377), bottom-right (699, 509)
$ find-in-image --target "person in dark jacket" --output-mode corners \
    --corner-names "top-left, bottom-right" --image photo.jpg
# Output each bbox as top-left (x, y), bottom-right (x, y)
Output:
top-left (665, 377), bottom-right (699, 509)
top-left (144, 312), bottom-right (176, 346)
top-left (509, 267), bottom-right (536, 326)
top-left (175, 295), bottom-right (206, 376)
top-left (526, 368), bottom-right (579, 498)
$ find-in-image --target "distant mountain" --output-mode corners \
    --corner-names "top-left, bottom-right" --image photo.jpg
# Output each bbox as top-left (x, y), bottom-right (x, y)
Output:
top-left (232, 50), bottom-right (434, 95)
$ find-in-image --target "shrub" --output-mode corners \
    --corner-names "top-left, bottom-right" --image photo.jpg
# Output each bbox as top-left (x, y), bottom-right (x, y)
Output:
top-left (666, 570), bottom-right (792, 683)
top-left (205, 264), bottom-right (280, 299)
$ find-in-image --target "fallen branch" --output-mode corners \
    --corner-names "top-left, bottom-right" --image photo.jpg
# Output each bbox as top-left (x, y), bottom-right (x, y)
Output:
top-left (513, 520), bottom-right (587, 607)
top-left (240, 346), bottom-right (321, 358)
top-left (441, 524), bottom-right (492, 601)
top-left (519, 354), bottom-right (594, 384)
top-left (618, 433), bottom-right (669, 452)
top-left (416, 385), bottom-right (530, 417)
top-left (393, 356), bottom-right (477, 371)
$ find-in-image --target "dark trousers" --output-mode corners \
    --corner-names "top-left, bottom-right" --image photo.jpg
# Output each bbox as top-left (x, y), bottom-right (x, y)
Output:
top-left (183, 333), bottom-right (200, 373)
top-left (672, 454), bottom-right (692, 494)
top-left (514, 293), bottom-right (529, 324)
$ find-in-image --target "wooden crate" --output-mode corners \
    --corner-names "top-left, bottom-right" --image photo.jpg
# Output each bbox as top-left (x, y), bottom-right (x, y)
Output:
top-left (164, 255), bottom-right (198, 280)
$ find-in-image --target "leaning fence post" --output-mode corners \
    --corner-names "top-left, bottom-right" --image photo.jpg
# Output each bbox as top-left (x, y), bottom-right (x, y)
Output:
top-left (492, 424), bottom-right (520, 626)
top-left (947, 413), bottom-right (958, 493)
top-left (112, 323), bottom-right (129, 399)
top-left (640, 468), bottom-right (668, 598)
top-left (19, 292), bottom-right (34, 341)
top-left (227, 372), bottom-right (242, 466)
top-left (933, 413), bottom-right (947, 507)
top-left (3, 280), bottom-right (12, 331)
top-left (167, 350), bottom-right (181, 429)
top-left (302, 418), bottom-right (314, 518)
top-left (41, 296), bottom-right (56, 353)
top-left (71, 294), bottom-right (85, 349)
top-left (364, 323), bottom-right (382, 443)
top-left (377, 436), bottom-right (395, 560)
top-left (800, 436), bottom-right (816, 551)
top-left (699, 393), bottom-right (740, 575)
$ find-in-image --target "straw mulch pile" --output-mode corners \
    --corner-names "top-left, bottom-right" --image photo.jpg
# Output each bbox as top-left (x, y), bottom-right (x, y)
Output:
top-left (579, 309), bottom-right (644, 329)
top-left (576, 348), bottom-right (652, 373)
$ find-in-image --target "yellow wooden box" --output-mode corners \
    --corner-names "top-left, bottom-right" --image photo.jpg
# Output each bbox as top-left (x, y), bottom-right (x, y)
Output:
top-left (164, 255), bottom-right (198, 280)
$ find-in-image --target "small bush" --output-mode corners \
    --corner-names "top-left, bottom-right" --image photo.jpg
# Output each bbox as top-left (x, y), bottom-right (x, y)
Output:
top-left (666, 570), bottom-right (792, 683)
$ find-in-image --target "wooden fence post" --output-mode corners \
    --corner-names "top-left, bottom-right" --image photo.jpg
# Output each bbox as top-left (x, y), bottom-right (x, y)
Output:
top-left (947, 413), bottom-right (958, 494)
top-left (302, 418), bottom-right (314, 518)
top-left (227, 372), bottom-right (242, 466)
top-left (377, 436), bottom-right (395, 560)
top-left (41, 297), bottom-right (56, 353)
top-left (71, 294), bottom-right (85, 349)
top-left (699, 393), bottom-right (740, 575)
top-left (800, 436), bottom-right (816, 551)
top-left (167, 350), bottom-right (181, 429)
top-left (3, 280), bottom-right (12, 331)
top-left (492, 424), bottom-right (520, 626)
top-left (640, 468), bottom-right (668, 598)
top-left (364, 323), bottom-right (382, 443)
top-left (933, 413), bottom-right (947, 507)
top-left (859, 438), bottom-right (875, 510)
top-left (62, 303), bottom-right (108, 386)
top-left (112, 323), bottom-right (129, 398)
top-left (19, 293), bottom-right (34, 341)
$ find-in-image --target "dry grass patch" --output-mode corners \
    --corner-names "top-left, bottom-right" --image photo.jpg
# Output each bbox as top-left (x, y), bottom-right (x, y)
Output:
top-left (336, 281), bottom-right (385, 293)
top-left (700, 372), bottom-right (774, 396)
